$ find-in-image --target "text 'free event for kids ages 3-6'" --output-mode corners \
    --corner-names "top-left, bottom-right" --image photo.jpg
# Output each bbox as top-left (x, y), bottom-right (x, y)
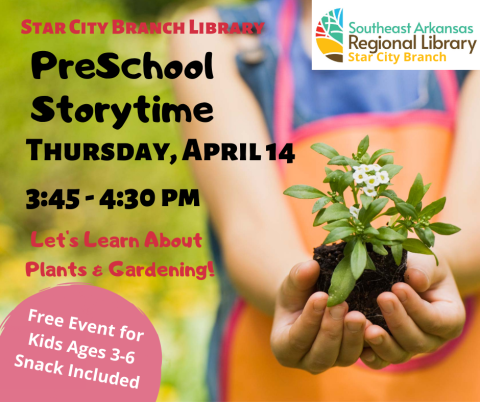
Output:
top-left (2, 0), bottom-right (480, 401)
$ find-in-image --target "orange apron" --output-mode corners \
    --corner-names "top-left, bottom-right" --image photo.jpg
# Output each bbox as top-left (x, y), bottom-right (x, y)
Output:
top-left (218, 1), bottom-right (479, 400)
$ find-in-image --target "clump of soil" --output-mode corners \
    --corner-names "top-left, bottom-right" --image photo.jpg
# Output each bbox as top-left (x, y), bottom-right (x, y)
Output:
top-left (314, 242), bottom-right (407, 332)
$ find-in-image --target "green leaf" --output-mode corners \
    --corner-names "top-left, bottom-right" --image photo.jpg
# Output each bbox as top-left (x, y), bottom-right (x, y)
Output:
top-left (402, 238), bottom-right (439, 265)
top-left (360, 152), bottom-right (371, 164)
top-left (351, 240), bottom-right (367, 279)
top-left (396, 202), bottom-right (418, 219)
top-left (415, 227), bottom-right (432, 247)
top-left (378, 155), bottom-right (394, 166)
top-left (328, 156), bottom-right (360, 168)
top-left (423, 183), bottom-right (432, 196)
top-left (315, 203), bottom-right (351, 226)
top-left (384, 206), bottom-right (399, 216)
top-left (377, 227), bottom-right (406, 242)
top-left (323, 170), bottom-right (342, 183)
top-left (377, 184), bottom-right (389, 195)
top-left (357, 136), bottom-right (369, 158)
top-left (366, 254), bottom-right (376, 271)
top-left (361, 198), bottom-right (388, 224)
top-left (374, 239), bottom-right (401, 246)
top-left (429, 222), bottom-right (461, 235)
top-left (415, 202), bottom-right (423, 213)
top-left (323, 227), bottom-right (355, 245)
top-left (369, 149), bottom-right (394, 164)
top-left (373, 244), bottom-right (388, 255)
top-left (424, 227), bottom-right (435, 247)
top-left (313, 209), bottom-right (326, 227)
top-left (338, 171), bottom-right (354, 195)
top-left (358, 207), bottom-right (366, 223)
top-left (406, 173), bottom-right (424, 207)
top-left (325, 167), bottom-right (333, 175)
top-left (420, 197), bottom-right (446, 219)
top-left (369, 237), bottom-right (383, 246)
top-left (312, 197), bottom-right (331, 213)
top-left (311, 143), bottom-right (339, 159)
top-left (323, 170), bottom-right (344, 192)
top-left (382, 193), bottom-right (404, 205)
top-left (380, 164), bottom-right (403, 180)
top-left (364, 226), bottom-right (379, 236)
top-left (380, 189), bottom-right (399, 200)
top-left (343, 238), bottom-right (357, 257)
top-left (360, 194), bottom-right (373, 210)
top-left (323, 220), bottom-right (351, 231)
top-left (392, 244), bottom-right (403, 266)
top-left (389, 213), bottom-right (401, 228)
top-left (327, 257), bottom-right (356, 307)
top-left (284, 185), bottom-right (325, 199)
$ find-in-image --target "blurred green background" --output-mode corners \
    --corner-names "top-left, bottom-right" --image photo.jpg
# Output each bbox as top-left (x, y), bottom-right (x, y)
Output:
top-left (0, 0), bottom-right (245, 400)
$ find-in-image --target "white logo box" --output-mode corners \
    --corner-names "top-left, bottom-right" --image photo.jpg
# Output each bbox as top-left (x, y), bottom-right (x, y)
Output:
top-left (312, 0), bottom-right (480, 70)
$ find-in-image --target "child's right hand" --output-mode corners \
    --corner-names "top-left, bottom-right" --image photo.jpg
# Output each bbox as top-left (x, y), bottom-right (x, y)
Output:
top-left (270, 260), bottom-right (367, 374)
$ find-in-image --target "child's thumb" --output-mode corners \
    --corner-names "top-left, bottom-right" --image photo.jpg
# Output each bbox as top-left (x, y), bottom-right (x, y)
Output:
top-left (278, 260), bottom-right (320, 311)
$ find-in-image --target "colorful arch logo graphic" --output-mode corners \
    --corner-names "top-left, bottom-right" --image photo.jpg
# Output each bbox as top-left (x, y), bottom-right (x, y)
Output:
top-left (315, 8), bottom-right (344, 63)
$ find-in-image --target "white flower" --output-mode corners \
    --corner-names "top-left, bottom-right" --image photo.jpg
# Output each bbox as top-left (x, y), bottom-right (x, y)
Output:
top-left (377, 170), bottom-right (390, 184)
top-left (363, 187), bottom-right (377, 197)
top-left (353, 170), bottom-right (368, 183)
top-left (363, 164), bottom-right (375, 173)
top-left (349, 206), bottom-right (359, 219)
top-left (371, 164), bottom-right (382, 172)
top-left (354, 164), bottom-right (368, 172)
top-left (365, 175), bottom-right (380, 189)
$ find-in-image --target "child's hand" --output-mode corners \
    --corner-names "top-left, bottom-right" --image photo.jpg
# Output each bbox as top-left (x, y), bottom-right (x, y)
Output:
top-left (270, 260), bottom-right (366, 374)
top-left (360, 253), bottom-right (466, 369)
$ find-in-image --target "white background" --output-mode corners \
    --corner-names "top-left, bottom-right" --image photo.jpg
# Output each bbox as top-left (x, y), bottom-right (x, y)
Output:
top-left (312, 0), bottom-right (480, 70)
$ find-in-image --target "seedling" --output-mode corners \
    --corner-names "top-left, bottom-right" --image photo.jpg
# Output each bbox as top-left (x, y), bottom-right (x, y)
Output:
top-left (284, 136), bottom-right (460, 309)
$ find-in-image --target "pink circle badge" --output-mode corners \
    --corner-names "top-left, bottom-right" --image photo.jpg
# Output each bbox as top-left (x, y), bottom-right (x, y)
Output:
top-left (0, 283), bottom-right (162, 401)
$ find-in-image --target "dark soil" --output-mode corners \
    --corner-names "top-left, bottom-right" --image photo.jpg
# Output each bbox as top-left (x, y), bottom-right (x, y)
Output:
top-left (314, 242), bottom-right (407, 333)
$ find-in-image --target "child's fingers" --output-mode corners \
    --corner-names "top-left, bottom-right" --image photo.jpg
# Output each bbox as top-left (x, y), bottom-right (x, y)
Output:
top-left (335, 311), bottom-right (366, 367)
top-left (286, 292), bottom-right (328, 358)
top-left (377, 291), bottom-right (443, 353)
top-left (363, 319), bottom-right (373, 348)
top-left (364, 325), bottom-right (412, 364)
top-left (404, 253), bottom-right (447, 293)
top-left (301, 303), bottom-right (347, 374)
top-left (391, 282), bottom-right (465, 340)
top-left (278, 260), bottom-right (320, 312)
top-left (360, 348), bottom-right (390, 370)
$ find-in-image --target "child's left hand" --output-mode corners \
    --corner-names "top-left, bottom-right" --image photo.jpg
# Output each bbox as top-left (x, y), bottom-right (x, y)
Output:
top-left (360, 252), bottom-right (466, 369)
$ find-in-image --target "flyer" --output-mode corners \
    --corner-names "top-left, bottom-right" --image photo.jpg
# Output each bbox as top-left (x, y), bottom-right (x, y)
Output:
top-left (2, 0), bottom-right (479, 400)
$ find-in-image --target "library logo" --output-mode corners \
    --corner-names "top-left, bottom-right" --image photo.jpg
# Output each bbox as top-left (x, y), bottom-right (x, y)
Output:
top-left (315, 8), bottom-right (344, 62)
